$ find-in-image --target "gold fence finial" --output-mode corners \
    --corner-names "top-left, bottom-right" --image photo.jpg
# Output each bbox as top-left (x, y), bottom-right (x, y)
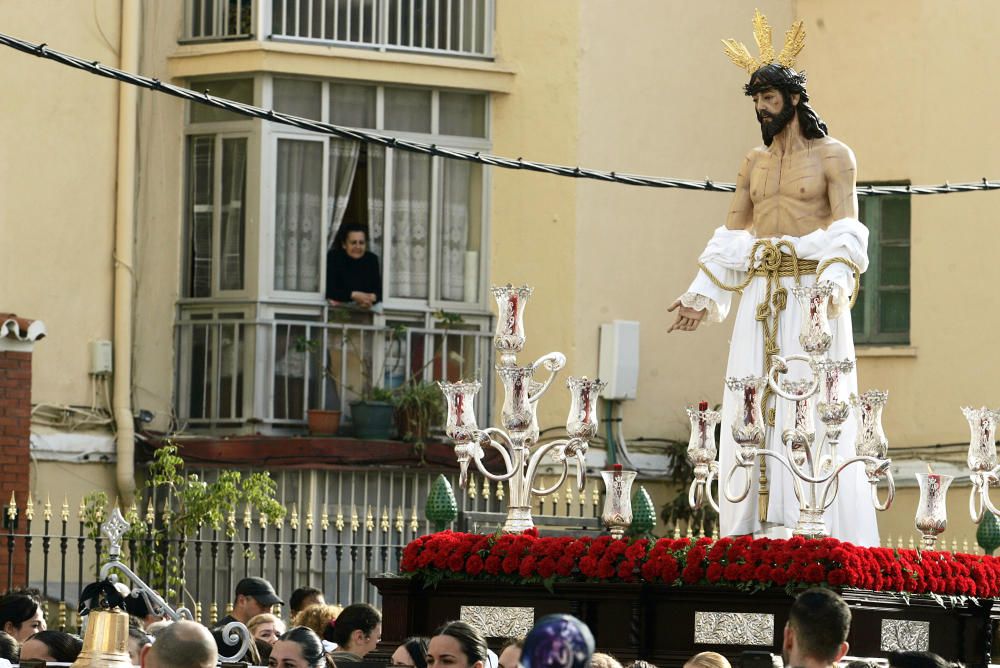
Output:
top-left (365, 506), bottom-right (374, 532)
top-left (61, 496), bottom-right (70, 522)
top-left (290, 504), bottom-right (299, 531)
top-left (350, 505), bottom-right (360, 532)
top-left (43, 495), bottom-right (52, 522)
top-left (395, 506), bottom-right (404, 534)
top-left (25, 495), bottom-right (34, 522)
top-left (7, 491), bottom-right (16, 522)
top-left (380, 506), bottom-right (389, 533)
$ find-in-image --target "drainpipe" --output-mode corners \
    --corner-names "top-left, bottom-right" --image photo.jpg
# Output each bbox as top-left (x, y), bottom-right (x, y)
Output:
top-left (114, 0), bottom-right (140, 505)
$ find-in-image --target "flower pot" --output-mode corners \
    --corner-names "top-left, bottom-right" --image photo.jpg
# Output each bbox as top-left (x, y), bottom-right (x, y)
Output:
top-left (350, 400), bottom-right (396, 440)
top-left (306, 409), bottom-right (341, 436)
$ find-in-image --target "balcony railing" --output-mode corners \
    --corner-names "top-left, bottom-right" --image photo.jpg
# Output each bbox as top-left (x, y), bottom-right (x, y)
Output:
top-left (175, 310), bottom-right (495, 432)
top-left (184, 0), bottom-right (495, 58)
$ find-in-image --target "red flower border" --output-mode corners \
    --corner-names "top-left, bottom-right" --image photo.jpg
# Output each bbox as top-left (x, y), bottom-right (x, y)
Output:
top-left (400, 531), bottom-right (1000, 599)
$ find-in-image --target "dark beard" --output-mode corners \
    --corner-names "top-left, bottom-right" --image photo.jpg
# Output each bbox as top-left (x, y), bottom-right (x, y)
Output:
top-left (758, 102), bottom-right (796, 146)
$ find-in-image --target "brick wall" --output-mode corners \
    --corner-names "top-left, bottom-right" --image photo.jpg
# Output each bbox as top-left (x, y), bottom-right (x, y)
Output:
top-left (0, 350), bottom-right (31, 586)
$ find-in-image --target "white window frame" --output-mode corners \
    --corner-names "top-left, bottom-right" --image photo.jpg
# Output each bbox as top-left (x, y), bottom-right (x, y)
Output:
top-left (175, 304), bottom-right (256, 427)
top-left (182, 74), bottom-right (261, 303)
top-left (259, 77), bottom-right (492, 315)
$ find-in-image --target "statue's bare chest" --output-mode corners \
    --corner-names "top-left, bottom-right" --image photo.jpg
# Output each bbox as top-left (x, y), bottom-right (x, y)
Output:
top-left (748, 151), bottom-right (827, 206)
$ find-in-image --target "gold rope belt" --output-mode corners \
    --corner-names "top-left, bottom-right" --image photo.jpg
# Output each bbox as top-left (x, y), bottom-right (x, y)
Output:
top-left (697, 238), bottom-right (860, 522)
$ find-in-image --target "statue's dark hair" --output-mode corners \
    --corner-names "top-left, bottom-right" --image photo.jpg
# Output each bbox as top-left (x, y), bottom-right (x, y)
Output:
top-left (745, 63), bottom-right (828, 141)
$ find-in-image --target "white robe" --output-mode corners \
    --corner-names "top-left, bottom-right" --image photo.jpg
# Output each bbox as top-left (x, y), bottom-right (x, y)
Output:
top-left (682, 218), bottom-right (879, 547)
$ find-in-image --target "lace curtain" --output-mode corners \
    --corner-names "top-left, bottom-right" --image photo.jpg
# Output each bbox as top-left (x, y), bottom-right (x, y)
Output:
top-left (389, 151), bottom-right (431, 298)
top-left (326, 139), bottom-right (360, 249)
top-left (367, 146), bottom-right (386, 259)
top-left (440, 160), bottom-right (471, 300)
top-left (274, 139), bottom-right (323, 292)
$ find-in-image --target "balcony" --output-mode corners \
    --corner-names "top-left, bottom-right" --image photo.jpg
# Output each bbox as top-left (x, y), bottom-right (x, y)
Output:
top-left (184, 0), bottom-right (494, 58)
top-left (175, 307), bottom-right (495, 434)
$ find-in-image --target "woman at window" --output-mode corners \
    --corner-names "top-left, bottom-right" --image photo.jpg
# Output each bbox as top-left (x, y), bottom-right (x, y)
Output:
top-left (326, 224), bottom-right (382, 309)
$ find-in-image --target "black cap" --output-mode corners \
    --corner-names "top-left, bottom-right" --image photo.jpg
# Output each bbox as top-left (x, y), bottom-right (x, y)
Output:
top-left (235, 577), bottom-right (283, 606)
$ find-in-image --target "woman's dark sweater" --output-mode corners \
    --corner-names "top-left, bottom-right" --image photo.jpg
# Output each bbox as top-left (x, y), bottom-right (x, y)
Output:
top-left (325, 249), bottom-right (382, 303)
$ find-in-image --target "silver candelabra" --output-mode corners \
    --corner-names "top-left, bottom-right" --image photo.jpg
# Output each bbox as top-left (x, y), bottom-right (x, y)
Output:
top-left (965, 406), bottom-right (1000, 523)
top-left (687, 283), bottom-right (895, 538)
top-left (440, 285), bottom-right (605, 532)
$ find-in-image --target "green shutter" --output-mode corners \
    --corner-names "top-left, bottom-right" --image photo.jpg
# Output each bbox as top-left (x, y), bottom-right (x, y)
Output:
top-left (854, 184), bottom-right (911, 345)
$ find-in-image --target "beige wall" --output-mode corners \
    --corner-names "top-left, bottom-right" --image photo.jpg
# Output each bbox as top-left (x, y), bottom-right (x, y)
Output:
top-left (799, 0), bottom-right (1000, 448)
top-left (6, 0), bottom-right (1000, 542)
top-left (0, 2), bottom-right (121, 407)
top-left (573, 2), bottom-right (797, 441)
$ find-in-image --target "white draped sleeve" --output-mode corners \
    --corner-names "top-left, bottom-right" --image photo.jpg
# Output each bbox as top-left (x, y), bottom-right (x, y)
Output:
top-left (679, 227), bottom-right (755, 323)
top-left (809, 218), bottom-right (869, 318)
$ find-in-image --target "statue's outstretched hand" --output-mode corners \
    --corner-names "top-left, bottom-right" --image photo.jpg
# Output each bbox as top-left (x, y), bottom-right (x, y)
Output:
top-left (667, 299), bottom-right (706, 333)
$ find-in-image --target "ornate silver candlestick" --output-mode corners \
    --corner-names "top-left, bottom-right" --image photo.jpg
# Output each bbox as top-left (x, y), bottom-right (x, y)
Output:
top-left (964, 406), bottom-right (1000, 523)
top-left (99, 508), bottom-right (251, 661)
top-left (440, 285), bottom-right (604, 532)
top-left (693, 283), bottom-right (894, 537)
top-left (601, 466), bottom-right (637, 539)
top-left (915, 472), bottom-right (954, 550)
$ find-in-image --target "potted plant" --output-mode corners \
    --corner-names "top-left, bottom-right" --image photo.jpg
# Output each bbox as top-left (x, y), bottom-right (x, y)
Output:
top-left (343, 321), bottom-right (408, 439)
top-left (394, 377), bottom-right (446, 444)
top-left (294, 335), bottom-right (343, 436)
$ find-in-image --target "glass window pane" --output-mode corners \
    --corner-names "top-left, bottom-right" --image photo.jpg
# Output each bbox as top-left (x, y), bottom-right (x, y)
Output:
top-left (852, 286), bottom-right (866, 337)
top-left (385, 88), bottom-right (431, 133)
top-left (330, 83), bottom-right (376, 128)
top-left (186, 136), bottom-right (215, 297)
top-left (275, 139), bottom-right (324, 292)
top-left (190, 78), bottom-right (254, 123)
top-left (880, 246), bottom-right (910, 286)
top-left (439, 161), bottom-right (483, 301)
top-left (389, 150), bottom-right (431, 298)
top-left (219, 138), bottom-right (247, 291)
top-left (881, 198), bottom-right (911, 240)
top-left (439, 92), bottom-right (486, 137)
top-left (878, 291), bottom-right (910, 334)
top-left (274, 78), bottom-right (322, 121)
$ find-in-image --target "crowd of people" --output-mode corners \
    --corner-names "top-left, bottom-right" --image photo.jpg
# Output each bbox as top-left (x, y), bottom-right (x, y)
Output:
top-left (0, 582), bottom-right (970, 668)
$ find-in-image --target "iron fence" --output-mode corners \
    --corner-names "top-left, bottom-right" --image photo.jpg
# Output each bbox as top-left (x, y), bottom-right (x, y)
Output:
top-left (4, 466), bottom-right (606, 631)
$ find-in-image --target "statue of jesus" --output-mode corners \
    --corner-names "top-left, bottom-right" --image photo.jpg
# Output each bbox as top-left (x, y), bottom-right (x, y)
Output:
top-left (668, 12), bottom-right (878, 546)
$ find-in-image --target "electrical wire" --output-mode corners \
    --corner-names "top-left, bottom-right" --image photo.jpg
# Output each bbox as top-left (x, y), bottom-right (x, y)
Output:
top-left (2, 30), bottom-right (1000, 197)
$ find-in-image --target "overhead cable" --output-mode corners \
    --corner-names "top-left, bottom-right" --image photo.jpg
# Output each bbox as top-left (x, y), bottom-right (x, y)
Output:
top-left (2, 31), bottom-right (1000, 197)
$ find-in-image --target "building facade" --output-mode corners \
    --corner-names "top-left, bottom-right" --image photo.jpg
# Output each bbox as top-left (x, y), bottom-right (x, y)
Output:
top-left (2, 0), bottom-right (999, 574)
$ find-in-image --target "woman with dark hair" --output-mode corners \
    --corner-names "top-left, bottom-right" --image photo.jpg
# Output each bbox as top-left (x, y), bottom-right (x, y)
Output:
top-left (19, 630), bottom-right (83, 663)
top-left (326, 224), bottom-right (382, 309)
top-left (328, 603), bottom-right (382, 662)
top-left (428, 621), bottom-right (488, 668)
top-left (0, 593), bottom-right (45, 642)
top-left (391, 636), bottom-right (430, 668)
top-left (269, 626), bottom-right (327, 668)
top-left (0, 630), bottom-right (17, 662)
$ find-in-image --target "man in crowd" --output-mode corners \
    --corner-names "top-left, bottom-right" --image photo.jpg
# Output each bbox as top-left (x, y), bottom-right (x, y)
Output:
top-left (141, 620), bottom-right (217, 668)
top-left (289, 586), bottom-right (325, 620)
top-left (212, 577), bottom-right (282, 659)
top-left (782, 588), bottom-right (851, 668)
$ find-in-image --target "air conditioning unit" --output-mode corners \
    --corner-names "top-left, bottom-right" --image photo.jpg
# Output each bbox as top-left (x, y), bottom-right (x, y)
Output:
top-left (598, 320), bottom-right (639, 400)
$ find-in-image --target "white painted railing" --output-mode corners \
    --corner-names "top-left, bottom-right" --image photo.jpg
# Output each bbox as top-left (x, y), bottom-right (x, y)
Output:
top-left (184, 0), bottom-right (494, 58)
